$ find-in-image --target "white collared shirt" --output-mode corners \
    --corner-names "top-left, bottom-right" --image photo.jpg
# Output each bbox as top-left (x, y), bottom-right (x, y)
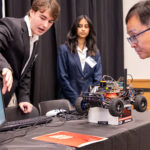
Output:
top-left (77, 46), bottom-right (88, 71)
top-left (21, 15), bottom-right (39, 74)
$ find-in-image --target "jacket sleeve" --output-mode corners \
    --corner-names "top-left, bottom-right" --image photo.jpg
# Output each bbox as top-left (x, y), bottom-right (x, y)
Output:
top-left (0, 53), bottom-right (12, 71)
top-left (92, 50), bottom-right (102, 85)
top-left (16, 69), bottom-right (31, 103)
top-left (0, 20), bottom-right (13, 72)
top-left (57, 45), bottom-right (78, 105)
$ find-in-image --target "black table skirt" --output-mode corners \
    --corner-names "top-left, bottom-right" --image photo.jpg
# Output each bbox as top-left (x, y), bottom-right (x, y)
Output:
top-left (1, 110), bottom-right (150, 150)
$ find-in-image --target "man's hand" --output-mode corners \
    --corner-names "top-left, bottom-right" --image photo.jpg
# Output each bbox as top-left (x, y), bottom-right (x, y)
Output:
top-left (19, 102), bottom-right (33, 114)
top-left (2, 68), bottom-right (13, 94)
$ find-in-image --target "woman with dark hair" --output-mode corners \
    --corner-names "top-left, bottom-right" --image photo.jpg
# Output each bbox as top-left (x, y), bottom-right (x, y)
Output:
top-left (57, 15), bottom-right (102, 105)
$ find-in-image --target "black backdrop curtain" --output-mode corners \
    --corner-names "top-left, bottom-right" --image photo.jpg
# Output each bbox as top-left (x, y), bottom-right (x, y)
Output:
top-left (0, 0), bottom-right (2, 18)
top-left (5, 0), bottom-right (124, 107)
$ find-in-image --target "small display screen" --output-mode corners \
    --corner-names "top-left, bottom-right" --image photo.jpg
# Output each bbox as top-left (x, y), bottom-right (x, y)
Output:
top-left (0, 90), bottom-right (5, 125)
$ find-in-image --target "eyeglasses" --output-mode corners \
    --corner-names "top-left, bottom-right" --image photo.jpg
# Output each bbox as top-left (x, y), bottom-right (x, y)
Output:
top-left (127, 28), bottom-right (150, 45)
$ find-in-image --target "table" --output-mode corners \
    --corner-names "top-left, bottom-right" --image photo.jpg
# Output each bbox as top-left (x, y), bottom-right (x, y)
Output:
top-left (1, 110), bottom-right (150, 150)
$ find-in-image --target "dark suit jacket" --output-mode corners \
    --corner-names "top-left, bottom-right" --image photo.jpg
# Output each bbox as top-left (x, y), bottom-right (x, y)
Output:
top-left (0, 17), bottom-right (39, 106)
top-left (57, 44), bottom-right (102, 105)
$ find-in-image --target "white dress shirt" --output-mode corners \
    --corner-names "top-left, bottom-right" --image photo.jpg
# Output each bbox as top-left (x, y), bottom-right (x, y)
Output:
top-left (21, 15), bottom-right (39, 74)
top-left (77, 46), bottom-right (88, 71)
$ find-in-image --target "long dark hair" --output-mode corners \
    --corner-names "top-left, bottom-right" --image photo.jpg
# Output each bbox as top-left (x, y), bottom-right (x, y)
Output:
top-left (65, 15), bottom-right (98, 56)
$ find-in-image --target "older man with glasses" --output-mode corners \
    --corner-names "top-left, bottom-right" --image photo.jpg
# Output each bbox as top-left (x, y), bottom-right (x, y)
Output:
top-left (126, 0), bottom-right (150, 59)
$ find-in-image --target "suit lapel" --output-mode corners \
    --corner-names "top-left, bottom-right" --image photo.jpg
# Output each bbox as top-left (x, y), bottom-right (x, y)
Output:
top-left (20, 19), bottom-right (39, 78)
top-left (21, 41), bottom-right (39, 79)
top-left (73, 53), bottom-right (84, 77)
top-left (83, 62), bottom-right (88, 75)
top-left (83, 53), bottom-right (93, 76)
top-left (83, 52), bottom-right (89, 75)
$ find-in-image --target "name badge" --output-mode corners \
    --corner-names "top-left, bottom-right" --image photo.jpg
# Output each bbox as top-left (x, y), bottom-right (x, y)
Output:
top-left (85, 56), bottom-right (97, 68)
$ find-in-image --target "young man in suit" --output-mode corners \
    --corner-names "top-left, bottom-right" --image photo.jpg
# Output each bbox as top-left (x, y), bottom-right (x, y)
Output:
top-left (126, 0), bottom-right (150, 59)
top-left (0, 0), bottom-right (60, 113)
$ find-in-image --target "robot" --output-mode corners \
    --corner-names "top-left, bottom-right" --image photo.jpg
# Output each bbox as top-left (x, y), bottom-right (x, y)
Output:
top-left (75, 74), bottom-right (147, 117)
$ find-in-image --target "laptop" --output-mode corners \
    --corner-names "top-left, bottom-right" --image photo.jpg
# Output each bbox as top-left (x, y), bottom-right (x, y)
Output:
top-left (0, 89), bottom-right (6, 128)
top-left (0, 89), bottom-right (52, 132)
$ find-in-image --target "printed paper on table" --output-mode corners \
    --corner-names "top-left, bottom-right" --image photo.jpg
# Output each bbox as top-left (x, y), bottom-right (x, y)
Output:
top-left (32, 131), bottom-right (108, 148)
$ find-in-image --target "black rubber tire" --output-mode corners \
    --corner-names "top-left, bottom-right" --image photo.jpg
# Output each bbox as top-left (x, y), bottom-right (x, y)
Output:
top-left (109, 98), bottom-right (124, 117)
top-left (75, 97), bottom-right (88, 114)
top-left (134, 95), bottom-right (147, 112)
